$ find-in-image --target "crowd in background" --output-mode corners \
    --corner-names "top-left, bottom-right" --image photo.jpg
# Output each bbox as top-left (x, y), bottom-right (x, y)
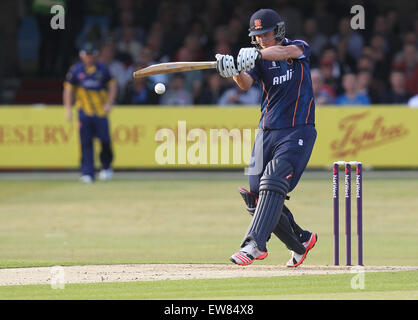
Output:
top-left (22, 0), bottom-right (418, 106)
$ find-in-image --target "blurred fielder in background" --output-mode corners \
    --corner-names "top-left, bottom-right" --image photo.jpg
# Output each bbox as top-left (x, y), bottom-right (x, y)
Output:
top-left (216, 9), bottom-right (318, 267)
top-left (63, 43), bottom-right (117, 183)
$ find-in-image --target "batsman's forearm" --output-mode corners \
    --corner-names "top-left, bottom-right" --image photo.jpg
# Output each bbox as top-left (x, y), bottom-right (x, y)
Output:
top-left (233, 72), bottom-right (254, 91)
top-left (259, 45), bottom-right (303, 61)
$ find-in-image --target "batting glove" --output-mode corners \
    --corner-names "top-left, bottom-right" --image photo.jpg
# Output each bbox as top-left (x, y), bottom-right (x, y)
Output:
top-left (237, 48), bottom-right (261, 72)
top-left (215, 54), bottom-right (239, 78)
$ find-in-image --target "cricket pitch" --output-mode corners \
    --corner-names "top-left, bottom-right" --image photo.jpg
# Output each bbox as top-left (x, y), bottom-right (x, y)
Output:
top-left (0, 264), bottom-right (417, 286)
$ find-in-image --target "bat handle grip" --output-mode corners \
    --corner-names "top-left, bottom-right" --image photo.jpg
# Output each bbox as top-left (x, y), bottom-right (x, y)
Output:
top-left (256, 49), bottom-right (262, 61)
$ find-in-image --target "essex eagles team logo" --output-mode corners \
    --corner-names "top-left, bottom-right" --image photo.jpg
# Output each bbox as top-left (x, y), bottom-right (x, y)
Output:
top-left (254, 19), bottom-right (262, 29)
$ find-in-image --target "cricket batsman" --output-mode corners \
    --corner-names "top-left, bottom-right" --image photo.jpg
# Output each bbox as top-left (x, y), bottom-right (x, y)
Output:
top-left (215, 9), bottom-right (318, 267)
top-left (63, 43), bottom-right (117, 183)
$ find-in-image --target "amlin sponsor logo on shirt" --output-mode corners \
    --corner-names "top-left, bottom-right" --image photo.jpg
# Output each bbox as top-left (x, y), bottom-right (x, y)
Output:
top-left (272, 69), bottom-right (294, 85)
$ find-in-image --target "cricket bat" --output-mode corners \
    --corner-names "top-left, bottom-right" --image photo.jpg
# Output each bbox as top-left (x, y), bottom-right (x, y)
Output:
top-left (133, 61), bottom-right (217, 78)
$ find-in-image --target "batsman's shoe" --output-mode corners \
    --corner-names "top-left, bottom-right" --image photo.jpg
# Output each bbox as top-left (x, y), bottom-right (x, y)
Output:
top-left (286, 233), bottom-right (318, 268)
top-left (99, 169), bottom-right (113, 181)
top-left (230, 240), bottom-right (268, 266)
top-left (80, 175), bottom-right (93, 184)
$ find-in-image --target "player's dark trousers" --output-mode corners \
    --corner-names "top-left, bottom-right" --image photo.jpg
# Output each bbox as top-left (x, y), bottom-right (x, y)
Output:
top-left (248, 124), bottom-right (317, 193)
top-left (79, 110), bottom-right (113, 178)
top-left (273, 206), bottom-right (306, 254)
top-left (243, 124), bottom-right (317, 251)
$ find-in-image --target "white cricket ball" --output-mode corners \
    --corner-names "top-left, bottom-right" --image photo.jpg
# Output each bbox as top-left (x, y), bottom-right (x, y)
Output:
top-left (154, 83), bottom-right (166, 95)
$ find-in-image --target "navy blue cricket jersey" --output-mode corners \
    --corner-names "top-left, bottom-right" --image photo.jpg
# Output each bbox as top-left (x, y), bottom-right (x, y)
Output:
top-left (248, 38), bottom-right (315, 130)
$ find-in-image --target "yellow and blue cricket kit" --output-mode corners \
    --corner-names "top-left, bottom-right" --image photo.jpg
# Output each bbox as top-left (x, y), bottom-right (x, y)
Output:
top-left (64, 61), bottom-right (115, 179)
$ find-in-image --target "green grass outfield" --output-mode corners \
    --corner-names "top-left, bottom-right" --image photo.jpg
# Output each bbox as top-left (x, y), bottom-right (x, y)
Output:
top-left (0, 171), bottom-right (417, 299)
